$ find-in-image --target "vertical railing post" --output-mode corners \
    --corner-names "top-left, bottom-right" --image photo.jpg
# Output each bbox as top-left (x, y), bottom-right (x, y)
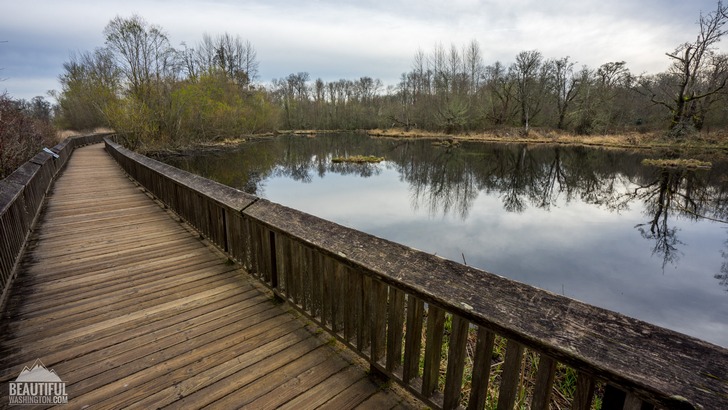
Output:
top-left (221, 207), bottom-right (229, 253)
top-left (422, 305), bottom-right (446, 398)
top-left (467, 327), bottom-right (495, 410)
top-left (573, 371), bottom-right (596, 410)
top-left (497, 340), bottom-right (525, 410)
top-left (443, 315), bottom-right (469, 409)
top-left (531, 355), bottom-right (557, 409)
top-left (403, 295), bottom-right (424, 385)
top-left (269, 230), bottom-right (278, 291)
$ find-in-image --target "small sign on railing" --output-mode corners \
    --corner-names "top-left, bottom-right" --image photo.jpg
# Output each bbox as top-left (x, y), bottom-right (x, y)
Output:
top-left (43, 148), bottom-right (60, 159)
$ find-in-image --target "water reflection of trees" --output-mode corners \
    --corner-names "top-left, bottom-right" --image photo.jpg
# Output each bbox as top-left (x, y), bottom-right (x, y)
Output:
top-left (391, 142), bottom-right (635, 218)
top-left (392, 142), bottom-right (728, 275)
top-left (404, 140), bottom-right (726, 281)
top-left (624, 168), bottom-right (691, 269)
top-left (615, 166), bottom-right (728, 270)
top-left (716, 240), bottom-right (728, 292)
top-left (166, 134), bottom-right (391, 195)
top-left (164, 134), bottom-right (728, 284)
top-left (401, 144), bottom-right (477, 218)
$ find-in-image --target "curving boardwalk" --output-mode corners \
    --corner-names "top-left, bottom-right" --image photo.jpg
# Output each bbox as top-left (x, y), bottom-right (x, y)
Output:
top-left (0, 144), bottom-right (415, 409)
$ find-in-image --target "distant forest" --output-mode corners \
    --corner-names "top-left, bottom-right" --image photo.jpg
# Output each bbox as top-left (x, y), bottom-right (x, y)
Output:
top-left (18, 1), bottom-right (728, 152)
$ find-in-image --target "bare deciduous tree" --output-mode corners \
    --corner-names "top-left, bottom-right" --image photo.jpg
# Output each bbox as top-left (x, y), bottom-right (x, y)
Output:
top-left (104, 14), bottom-right (178, 103)
top-left (190, 33), bottom-right (259, 87)
top-left (642, 1), bottom-right (728, 136)
top-left (464, 39), bottom-right (484, 96)
top-left (484, 61), bottom-right (517, 126)
top-left (551, 57), bottom-right (579, 130)
top-left (512, 50), bottom-right (546, 132)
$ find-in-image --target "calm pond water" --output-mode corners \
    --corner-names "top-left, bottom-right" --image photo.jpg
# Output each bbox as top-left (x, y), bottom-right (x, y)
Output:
top-left (162, 133), bottom-right (728, 347)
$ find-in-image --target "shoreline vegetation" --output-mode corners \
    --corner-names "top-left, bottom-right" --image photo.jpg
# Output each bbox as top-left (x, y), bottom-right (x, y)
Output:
top-left (331, 154), bottom-right (385, 163)
top-left (366, 127), bottom-right (728, 153)
top-left (142, 127), bottom-right (728, 162)
top-left (641, 158), bottom-right (713, 169)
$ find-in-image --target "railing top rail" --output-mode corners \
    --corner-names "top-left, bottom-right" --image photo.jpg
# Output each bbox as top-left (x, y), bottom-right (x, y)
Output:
top-left (104, 137), bottom-right (728, 409)
top-left (106, 140), bottom-right (257, 211)
top-left (0, 148), bottom-right (56, 216)
top-left (1, 132), bottom-right (112, 216)
top-left (0, 180), bottom-right (22, 217)
top-left (243, 196), bottom-right (726, 409)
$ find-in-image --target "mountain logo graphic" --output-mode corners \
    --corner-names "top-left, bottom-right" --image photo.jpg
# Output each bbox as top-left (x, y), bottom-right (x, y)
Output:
top-left (9, 359), bottom-right (68, 405)
top-left (14, 360), bottom-right (63, 383)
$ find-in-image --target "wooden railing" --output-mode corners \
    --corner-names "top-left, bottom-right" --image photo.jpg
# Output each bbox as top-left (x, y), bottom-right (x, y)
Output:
top-left (0, 133), bottom-right (111, 311)
top-left (105, 138), bottom-right (727, 410)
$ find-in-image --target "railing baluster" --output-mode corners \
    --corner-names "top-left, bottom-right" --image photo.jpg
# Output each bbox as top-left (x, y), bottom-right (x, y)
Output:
top-left (370, 279), bottom-right (388, 365)
top-left (269, 230), bottom-right (278, 290)
top-left (323, 255), bottom-right (335, 331)
top-left (329, 261), bottom-right (339, 333)
top-left (342, 265), bottom-right (355, 343)
top-left (422, 305), bottom-right (446, 397)
top-left (291, 241), bottom-right (302, 307)
top-left (282, 236), bottom-right (293, 297)
top-left (334, 263), bottom-right (346, 334)
top-left (310, 250), bottom-right (323, 320)
top-left (573, 370), bottom-right (596, 410)
top-left (496, 340), bottom-right (524, 410)
top-left (530, 354), bottom-right (557, 410)
top-left (302, 247), bottom-right (313, 313)
top-left (285, 238), bottom-right (294, 301)
top-left (351, 268), bottom-right (364, 349)
top-left (359, 275), bottom-right (372, 355)
top-left (443, 315), bottom-right (469, 409)
top-left (386, 287), bottom-right (405, 373)
top-left (623, 392), bottom-right (644, 410)
top-left (467, 326), bottom-right (495, 410)
top-left (403, 295), bottom-right (424, 385)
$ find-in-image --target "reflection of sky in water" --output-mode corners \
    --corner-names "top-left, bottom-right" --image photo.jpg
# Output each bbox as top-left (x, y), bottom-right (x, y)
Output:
top-left (264, 161), bottom-right (728, 347)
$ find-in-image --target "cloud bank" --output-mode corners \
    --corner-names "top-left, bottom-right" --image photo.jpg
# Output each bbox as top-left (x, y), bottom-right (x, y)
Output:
top-left (0, 0), bottom-right (722, 100)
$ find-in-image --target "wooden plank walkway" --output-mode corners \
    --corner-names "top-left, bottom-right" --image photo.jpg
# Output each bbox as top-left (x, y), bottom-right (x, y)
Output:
top-left (0, 143), bottom-right (416, 409)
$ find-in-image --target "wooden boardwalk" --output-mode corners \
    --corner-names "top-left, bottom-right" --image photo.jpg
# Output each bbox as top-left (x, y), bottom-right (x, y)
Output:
top-left (0, 144), bottom-right (415, 409)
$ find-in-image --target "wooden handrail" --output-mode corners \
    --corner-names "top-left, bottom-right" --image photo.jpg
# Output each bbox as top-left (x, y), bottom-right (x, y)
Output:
top-left (104, 138), bottom-right (727, 410)
top-left (0, 133), bottom-right (112, 312)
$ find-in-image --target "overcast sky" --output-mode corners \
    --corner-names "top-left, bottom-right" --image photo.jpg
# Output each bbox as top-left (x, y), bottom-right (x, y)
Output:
top-left (1, 0), bottom-right (724, 101)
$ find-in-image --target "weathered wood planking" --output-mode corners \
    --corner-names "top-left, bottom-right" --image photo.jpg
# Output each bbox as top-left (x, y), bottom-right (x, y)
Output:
top-left (0, 133), bottom-right (110, 312)
top-left (0, 143), bottom-right (415, 409)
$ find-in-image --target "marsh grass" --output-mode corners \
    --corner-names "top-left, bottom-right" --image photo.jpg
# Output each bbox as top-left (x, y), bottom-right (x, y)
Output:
top-left (411, 310), bottom-right (605, 409)
top-left (331, 155), bottom-right (385, 163)
top-left (367, 127), bottom-right (728, 154)
top-left (641, 158), bottom-right (712, 169)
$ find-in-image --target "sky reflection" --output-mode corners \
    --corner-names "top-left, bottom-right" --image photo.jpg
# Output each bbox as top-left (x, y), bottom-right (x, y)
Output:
top-left (164, 135), bottom-right (728, 347)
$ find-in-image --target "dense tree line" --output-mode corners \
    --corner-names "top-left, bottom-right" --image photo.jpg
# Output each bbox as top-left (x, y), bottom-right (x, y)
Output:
top-left (55, 2), bottom-right (728, 150)
top-left (0, 93), bottom-right (57, 178)
top-left (56, 15), bottom-right (278, 150)
top-left (272, 2), bottom-right (728, 137)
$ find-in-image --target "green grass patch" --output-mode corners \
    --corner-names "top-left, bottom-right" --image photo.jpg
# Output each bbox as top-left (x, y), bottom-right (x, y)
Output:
top-left (331, 155), bottom-right (385, 164)
top-left (641, 158), bottom-right (712, 169)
